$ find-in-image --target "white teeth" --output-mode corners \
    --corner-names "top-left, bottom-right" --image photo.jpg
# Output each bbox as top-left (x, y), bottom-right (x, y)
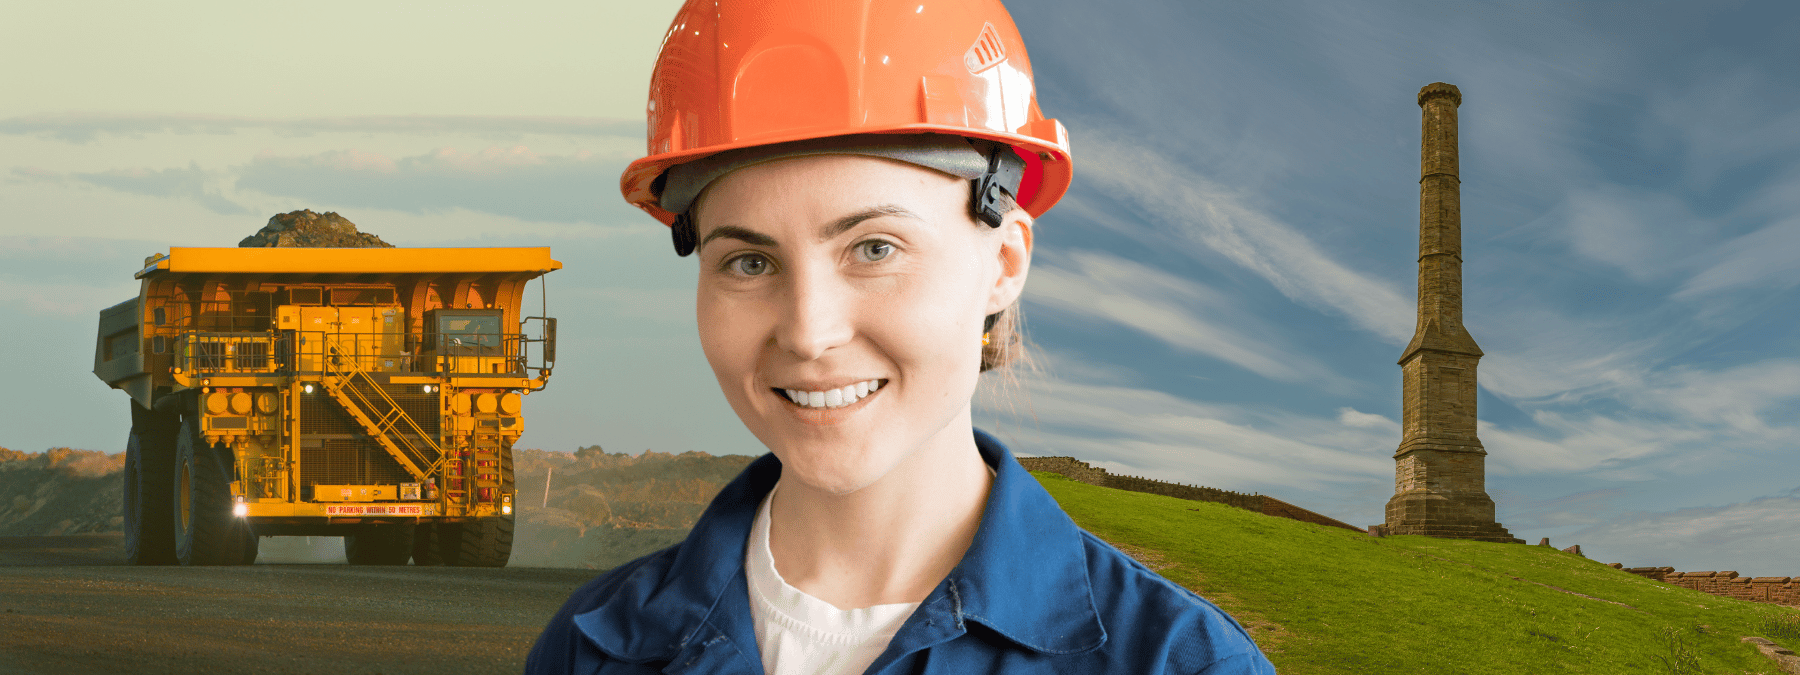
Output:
top-left (784, 379), bottom-right (885, 408)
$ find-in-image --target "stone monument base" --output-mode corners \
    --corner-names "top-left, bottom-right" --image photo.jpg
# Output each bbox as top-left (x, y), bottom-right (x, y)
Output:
top-left (1384, 522), bottom-right (1523, 544)
top-left (1386, 491), bottom-right (1524, 544)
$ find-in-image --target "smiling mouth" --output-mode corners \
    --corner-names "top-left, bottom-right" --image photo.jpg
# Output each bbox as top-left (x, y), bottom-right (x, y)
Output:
top-left (772, 379), bottom-right (887, 409)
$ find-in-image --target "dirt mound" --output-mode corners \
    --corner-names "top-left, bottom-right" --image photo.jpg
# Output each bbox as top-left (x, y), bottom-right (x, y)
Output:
top-left (509, 447), bottom-right (756, 569)
top-left (238, 209), bottom-right (394, 248)
top-left (0, 447), bottom-right (126, 536)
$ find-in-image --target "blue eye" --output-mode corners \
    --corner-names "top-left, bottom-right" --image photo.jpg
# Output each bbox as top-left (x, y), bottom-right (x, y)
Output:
top-left (727, 254), bottom-right (771, 276)
top-left (858, 240), bottom-right (893, 262)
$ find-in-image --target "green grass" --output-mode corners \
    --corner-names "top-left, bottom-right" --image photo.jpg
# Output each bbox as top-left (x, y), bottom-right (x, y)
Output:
top-left (1031, 471), bottom-right (1800, 674)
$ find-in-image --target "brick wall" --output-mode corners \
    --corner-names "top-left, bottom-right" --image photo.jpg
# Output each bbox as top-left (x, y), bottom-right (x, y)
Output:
top-left (1614, 565), bottom-right (1800, 606)
top-left (1020, 456), bottom-right (1364, 533)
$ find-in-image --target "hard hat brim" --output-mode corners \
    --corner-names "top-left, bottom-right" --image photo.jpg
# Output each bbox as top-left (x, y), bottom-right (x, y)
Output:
top-left (622, 122), bottom-right (1071, 227)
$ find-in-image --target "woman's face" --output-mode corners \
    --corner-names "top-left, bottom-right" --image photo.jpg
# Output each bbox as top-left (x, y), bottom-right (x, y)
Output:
top-left (691, 154), bottom-right (1029, 494)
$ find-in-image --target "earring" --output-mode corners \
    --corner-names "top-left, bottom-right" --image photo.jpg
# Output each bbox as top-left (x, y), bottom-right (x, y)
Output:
top-left (981, 332), bottom-right (991, 346)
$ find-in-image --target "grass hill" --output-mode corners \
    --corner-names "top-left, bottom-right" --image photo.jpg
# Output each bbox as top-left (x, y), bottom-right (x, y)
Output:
top-left (1033, 471), bottom-right (1800, 674)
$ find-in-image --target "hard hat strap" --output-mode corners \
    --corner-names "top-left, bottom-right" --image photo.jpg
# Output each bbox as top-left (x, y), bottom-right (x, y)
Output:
top-left (672, 212), bottom-right (698, 257)
top-left (971, 145), bottom-right (1023, 229)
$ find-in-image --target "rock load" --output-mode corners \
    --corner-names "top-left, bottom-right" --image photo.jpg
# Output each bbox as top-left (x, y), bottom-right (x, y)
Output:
top-left (238, 209), bottom-right (394, 248)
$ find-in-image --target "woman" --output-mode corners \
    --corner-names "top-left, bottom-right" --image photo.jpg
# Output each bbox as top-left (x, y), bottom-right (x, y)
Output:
top-left (528, 1), bottom-right (1275, 673)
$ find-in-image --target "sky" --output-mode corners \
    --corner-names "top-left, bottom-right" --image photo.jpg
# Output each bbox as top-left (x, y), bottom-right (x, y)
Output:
top-left (2, 0), bottom-right (1796, 575)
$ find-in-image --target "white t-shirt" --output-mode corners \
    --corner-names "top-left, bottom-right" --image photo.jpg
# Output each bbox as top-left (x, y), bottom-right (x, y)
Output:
top-left (745, 486), bottom-right (920, 675)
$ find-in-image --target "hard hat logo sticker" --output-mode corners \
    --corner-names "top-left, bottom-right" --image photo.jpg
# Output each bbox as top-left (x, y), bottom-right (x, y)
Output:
top-left (965, 23), bottom-right (1006, 73)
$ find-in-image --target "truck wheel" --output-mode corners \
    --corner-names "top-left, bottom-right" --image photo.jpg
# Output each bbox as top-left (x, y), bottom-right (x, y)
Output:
top-left (346, 524), bottom-right (415, 565)
top-left (442, 446), bottom-right (515, 567)
top-left (171, 415), bottom-right (241, 566)
top-left (239, 528), bottom-right (260, 565)
top-left (410, 522), bottom-right (444, 566)
top-left (123, 403), bottom-right (178, 565)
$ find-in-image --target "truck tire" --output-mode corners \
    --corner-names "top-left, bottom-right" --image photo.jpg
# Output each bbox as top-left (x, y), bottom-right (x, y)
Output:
top-left (239, 528), bottom-right (260, 565)
top-left (410, 522), bottom-right (444, 566)
top-left (172, 415), bottom-right (245, 566)
top-left (442, 446), bottom-right (515, 567)
top-left (345, 524), bottom-right (415, 565)
top-left (123, 402), bottom-right (178, 565)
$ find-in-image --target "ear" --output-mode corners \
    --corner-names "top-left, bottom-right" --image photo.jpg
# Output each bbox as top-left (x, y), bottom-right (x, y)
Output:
top-left (986, 207), bottom-right (1033, 315)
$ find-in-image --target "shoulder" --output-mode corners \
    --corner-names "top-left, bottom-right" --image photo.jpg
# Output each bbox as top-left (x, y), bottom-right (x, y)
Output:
top-left (1074, 529), bottom-right (1275, 675)
top-left (524, 544), bottom-right (683, 675)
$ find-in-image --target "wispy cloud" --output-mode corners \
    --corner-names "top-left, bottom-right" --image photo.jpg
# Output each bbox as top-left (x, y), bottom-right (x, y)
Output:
top-left (0, 277), bottom-right (138, 317)
top-left (1073, 127), bottom-right (1415, 345)
top-left (1481, 358), bottom-right (1800, 476)
top-left (0, 114), bottom-right (640, 144)
top-left (1557, 185), bottom-right (1710, 283)
top-left (1026, 248), bottom-right (1346, 387)
top-left (1563, 489), bottom-right (1800, 575)
top-left (977, 350), bottom-right (1391, 495)
top-left (1676, 213), bottom-right (1800, 298)
top-left (61, 163), bottom-right (249, 215)
top-left (235, 146), bottom-right (639, 225)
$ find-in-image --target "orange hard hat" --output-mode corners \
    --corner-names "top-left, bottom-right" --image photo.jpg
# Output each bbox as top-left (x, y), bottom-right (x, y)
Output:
top-left (619, 0), bottom-right (1073, 228)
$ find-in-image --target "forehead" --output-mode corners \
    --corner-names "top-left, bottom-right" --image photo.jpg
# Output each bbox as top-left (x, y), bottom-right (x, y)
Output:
top-left (694, 154), bottom-right (968, 226)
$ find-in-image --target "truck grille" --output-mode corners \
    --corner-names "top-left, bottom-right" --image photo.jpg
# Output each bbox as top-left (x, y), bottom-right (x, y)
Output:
top-left (302, 440), bottom-right (414, 487)
top-left (299, 385), bottom-right (439, 436)
top-left (298, 382), bottom-right (440, 488)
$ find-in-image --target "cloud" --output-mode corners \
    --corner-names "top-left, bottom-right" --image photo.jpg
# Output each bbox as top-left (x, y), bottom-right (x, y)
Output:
top-left (0, 276), bottom-right (139, 318)
top-left (1072, 127), bottom-right (1415, 345)
top-left (1562, 489), bottom-right (1800, 575)
top-left (1025, 248), bottom-right (1347, 387)
top-left (976, 351), bottom-right (1392, 495)
top-left (1557, 185), bottom-right (1711, 283)
top-left (1337, 407), bottom-right (1399, 432)
top-left (235, 146), bottom-right (641, 225)
top-left (1676, 214), bottom-right (1800, 298)
top-left (0, 114), bottom-right (640, 144)
top-left (63, 163), bottom-right (249, 215)
top-left (1644, 65), bottom-right (1800, 193)
top-left (1480, 358), bottom-right (1800, 476)
top-left (0, 236), bottom-right (170, 317)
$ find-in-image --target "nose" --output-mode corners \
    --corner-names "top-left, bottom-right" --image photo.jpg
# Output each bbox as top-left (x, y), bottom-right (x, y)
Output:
top-left (775, 267), bottom-right (855, 361)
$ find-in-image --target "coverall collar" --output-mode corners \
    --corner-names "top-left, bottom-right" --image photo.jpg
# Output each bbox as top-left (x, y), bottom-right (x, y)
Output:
top-left (572, 428), bottom-right (1107, 671)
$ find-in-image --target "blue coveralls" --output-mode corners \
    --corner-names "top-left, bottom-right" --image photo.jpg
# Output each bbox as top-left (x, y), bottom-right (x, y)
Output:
top-left (525, 428), bottom-right (1277, 674)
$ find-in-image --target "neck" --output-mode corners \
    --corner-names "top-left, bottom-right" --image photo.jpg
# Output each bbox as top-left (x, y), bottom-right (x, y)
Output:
top-left (766, 410), bottom-right (993, 610)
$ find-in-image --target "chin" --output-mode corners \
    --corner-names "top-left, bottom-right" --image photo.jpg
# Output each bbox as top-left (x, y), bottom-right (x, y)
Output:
top-left (772, 441), bottom-right (897, 495)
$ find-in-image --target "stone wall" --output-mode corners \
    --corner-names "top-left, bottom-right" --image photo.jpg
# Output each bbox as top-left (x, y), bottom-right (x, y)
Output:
top-left (1020, 456), bottom-right (1364, 533)
top-left (1614, 565), bottom-right (1800, 606)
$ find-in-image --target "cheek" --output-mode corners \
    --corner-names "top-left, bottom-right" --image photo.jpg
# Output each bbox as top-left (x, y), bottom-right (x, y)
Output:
top-left (695, 290), bottom-right (761, 383)
top-left (872, 259), bottom-right (988, 369)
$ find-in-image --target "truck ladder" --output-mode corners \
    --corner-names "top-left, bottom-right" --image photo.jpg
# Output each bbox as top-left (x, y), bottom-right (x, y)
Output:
top-left (320, 341), bottom-right (443, 481)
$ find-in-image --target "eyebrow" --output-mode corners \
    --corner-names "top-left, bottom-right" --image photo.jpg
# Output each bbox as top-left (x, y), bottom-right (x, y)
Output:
top-left (698, 204), bottom-right (922, 253)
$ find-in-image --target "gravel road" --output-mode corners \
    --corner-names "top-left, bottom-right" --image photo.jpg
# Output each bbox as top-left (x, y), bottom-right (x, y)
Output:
top-left (0, 534), bottom-right (601, 675)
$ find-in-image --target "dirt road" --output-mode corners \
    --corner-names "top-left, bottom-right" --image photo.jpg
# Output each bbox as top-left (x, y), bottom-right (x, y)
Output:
top-left (0, 534), bottom-right (601, 675)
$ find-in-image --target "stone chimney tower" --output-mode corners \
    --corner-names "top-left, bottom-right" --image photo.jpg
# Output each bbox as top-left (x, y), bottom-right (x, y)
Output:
top-left (1384, 83), bottom-right (1521, 543)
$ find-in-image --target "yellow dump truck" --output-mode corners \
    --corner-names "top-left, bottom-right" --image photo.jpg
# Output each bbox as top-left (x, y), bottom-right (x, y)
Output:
top-left (94, 247), bottom-right (559, 566)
